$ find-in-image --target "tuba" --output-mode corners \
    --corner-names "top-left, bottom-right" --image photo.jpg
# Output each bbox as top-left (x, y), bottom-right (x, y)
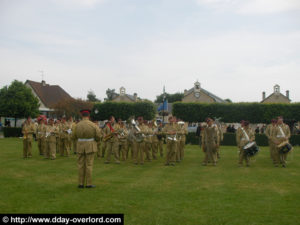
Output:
top-left (131, 119), bottom-right (145, 142)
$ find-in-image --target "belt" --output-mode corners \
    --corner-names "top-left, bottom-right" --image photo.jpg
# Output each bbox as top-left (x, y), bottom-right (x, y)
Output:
top-left (78, 138), bottom-right (95, 142)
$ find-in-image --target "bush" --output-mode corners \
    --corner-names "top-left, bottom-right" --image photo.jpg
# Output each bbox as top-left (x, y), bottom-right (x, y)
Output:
top-left (91, 102), bottom-right (156, 121)
top-left (3, 127), bottom-right (22, 137)
top-left (173, 102), bottom-right (300, 123)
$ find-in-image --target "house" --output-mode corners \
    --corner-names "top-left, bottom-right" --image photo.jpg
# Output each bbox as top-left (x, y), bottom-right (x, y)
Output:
top-left (182, 81), bottom-right (226, 103)
top-left (111, 87), bottom-right (138, 102)
top-left (261, 84), bottom-right (291, 103)
top-left (25, 80), bottom-right (73, 116)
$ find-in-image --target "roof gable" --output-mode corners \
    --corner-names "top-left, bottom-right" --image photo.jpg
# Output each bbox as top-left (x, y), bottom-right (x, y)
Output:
top-left (25, 80), bottom-right (72, 108)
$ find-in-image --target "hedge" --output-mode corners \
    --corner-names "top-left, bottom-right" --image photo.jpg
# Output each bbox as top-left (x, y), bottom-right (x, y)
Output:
top-left (91, 102), bottom-right (156, 121)
top-left (3, 127), bottom-right (22, 137)
top-left (173, 102), bottom-right (300, 123)
top-left (185, 133), bottom-right (300, 146)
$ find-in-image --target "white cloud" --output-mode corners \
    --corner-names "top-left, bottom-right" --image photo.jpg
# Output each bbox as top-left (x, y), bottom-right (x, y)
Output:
top-left (51, 0), bottom-right (108, 9)
top-left (196, 0), bottom-right (300, 14)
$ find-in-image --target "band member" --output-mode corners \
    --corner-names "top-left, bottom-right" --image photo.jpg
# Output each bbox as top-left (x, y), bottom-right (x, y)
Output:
top-left (157, 122), bottom-right (164, 157)
top-left (150, 121), bottom-right (159, 160)
top-left (67, 117), bottom-right (76, 154)
top-left (59, 117), bottom-right (71, 157)
top-left (36, 118), bottom-right (47, 156)
top-left (272, 116), bottom-right (291, 167)
top-left (216, 122), bottom-right (223, 159)
top-left (45, 118), bottom-right (59, 160)
top-left (265, 119), bottom-right (277, 164)
top-left (55, 119), bottom-right (61, 153)
top-left (93, 121), bottom-right (102, 158)
top-left (101, 121), bottom-right (108, 158)
top-left (73, 109), bottom-right (101, 188)
top-left (202, 118), bottom-right (219, 166)
top-left (103, 116), bottom-right (121, 164)
top-left (144, 120), bottom-right (152, 162)
top-left (132, 116), bottom-right (147, 165)
top-left (22, 117), bottom-right (35, 158)
top-left (163, 116), bottom-right (178, 166)
top-left (236, 120), bottom-right (255, 167)
top-left (118, 119), bottom-right (128, 161)
top-left (177, 119), bottom-right (188, 162)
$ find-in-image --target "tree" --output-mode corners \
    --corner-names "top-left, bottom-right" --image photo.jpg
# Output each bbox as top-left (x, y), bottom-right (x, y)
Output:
top-left (0, 80), bottom-right (40, 126)
top-left (87, 90), bottom-right (100, 102)
top-left (105, 88), bottom-right (116, 101)
top-left (154, 92), bottom-right (184, 103)
top-left (52, 98), bottom-right (94, 120)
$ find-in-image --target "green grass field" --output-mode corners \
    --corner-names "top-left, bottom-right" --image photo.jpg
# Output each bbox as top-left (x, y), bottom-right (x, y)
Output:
top-left (0, 138), bottom-right (300, 225)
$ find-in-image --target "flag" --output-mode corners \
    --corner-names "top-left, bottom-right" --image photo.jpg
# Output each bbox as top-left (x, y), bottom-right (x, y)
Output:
top-left (157, 99), bottom-right (168, 111)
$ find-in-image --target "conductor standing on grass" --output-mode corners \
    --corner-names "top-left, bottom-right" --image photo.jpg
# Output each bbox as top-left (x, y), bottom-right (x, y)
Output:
top-left (73, 109), bottom-right (101, 188)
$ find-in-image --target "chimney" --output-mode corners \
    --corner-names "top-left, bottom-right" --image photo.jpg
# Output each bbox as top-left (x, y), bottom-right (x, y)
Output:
top-left (286, 90), bottom-right (289, 99)
top-left (133, 93), bottom-right (137, 101)
top-left (41, 80), bottom-right (46, 86)
top-left (262, 92), bottom-right (266, 100)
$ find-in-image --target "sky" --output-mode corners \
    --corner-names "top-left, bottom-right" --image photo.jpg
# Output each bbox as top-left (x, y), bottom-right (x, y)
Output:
top-left (0, 0), bottom-right (300, 102)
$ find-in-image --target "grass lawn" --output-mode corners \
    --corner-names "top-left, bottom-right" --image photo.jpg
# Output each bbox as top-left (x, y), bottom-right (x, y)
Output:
top-left (0, 138), bottom-right (299, 225)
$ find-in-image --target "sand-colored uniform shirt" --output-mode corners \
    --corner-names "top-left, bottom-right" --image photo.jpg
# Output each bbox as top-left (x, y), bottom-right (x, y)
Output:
top-left (103, 122), bottom-right (121, 143)
top-left (46, 124), bottom-right (59, 143)
top-left (22, 122), bottom-right (35, 140)
top-left (272, 124), bottom-right (291, 144)
top-left (73, 118), bottom-right (101, 154)
top-left (236, 127), bottom-right (255, 148)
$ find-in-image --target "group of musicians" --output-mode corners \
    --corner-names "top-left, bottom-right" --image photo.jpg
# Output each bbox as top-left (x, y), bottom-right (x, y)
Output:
top-left (21, 110), bottom-right (293, 188)
top-left (100, 115), bottom-right (188, 166)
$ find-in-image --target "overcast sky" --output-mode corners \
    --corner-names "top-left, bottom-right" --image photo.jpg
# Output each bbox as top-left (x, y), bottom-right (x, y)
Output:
top-left (0, 0), bottom-right (300, 102)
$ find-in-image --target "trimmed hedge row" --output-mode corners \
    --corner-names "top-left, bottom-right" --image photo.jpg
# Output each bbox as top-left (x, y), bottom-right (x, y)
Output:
top-left (91, 102), bottom-right (156, 121)
top-left (173, 102), bottom-right (300, 123)
top-left (3, 127), bottom-right (22, 137)
top-left (185, 133), bottom-right (300, 146)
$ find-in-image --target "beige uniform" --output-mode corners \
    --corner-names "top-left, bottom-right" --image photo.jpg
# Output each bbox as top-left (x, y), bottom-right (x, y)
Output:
top-left (73, 117), bottom-right (101, 186)
top-left (118, 126), bottom-right (128, 161)
top-left (163, 123), bottom-right (179, 165)
top-left (216, 125), bottom-right (223, 159)
top-left (96, 127), bottom-right (103, 158)
top-left (272, 124), bottom-right (291, 166)
top-left (45, 124), bottom-right (59, 159)
top-left (133, 124), bottom-right (147, 165)
top-left (36, 123), bottom-right (47, 155)
top-left (22, 122), bottom-right (35, 158)
top-left (265, 124), bottom-right (276, 163)
top-left (59, 122), bottom-right (71, 156)
top-left (151, 127), bottom-right (159, 160)
top-left (144, 126), bottom-right (152, 161)
top-left (103, 123), bottom-right (121, 163)
top-left (236, 127), bottom-right (255, 166)
top-left (202, 125), bottom-right (219, 165)
top-left (177, 124), bottom-right (188, 161)
top-left (55, 123), bottom-right (60, 153)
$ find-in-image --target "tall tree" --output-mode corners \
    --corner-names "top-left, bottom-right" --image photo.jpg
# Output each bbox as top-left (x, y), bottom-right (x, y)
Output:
top-left (0, 80), bottom-right (40, 126)
top-left (155, 92), bottom-right (184, 103)
top-left (105, 88), bottom-right (116, 101)
top-left (87, 90), bottom-right (100, 102)
top-left (52, 98), bottom-right (94, 120)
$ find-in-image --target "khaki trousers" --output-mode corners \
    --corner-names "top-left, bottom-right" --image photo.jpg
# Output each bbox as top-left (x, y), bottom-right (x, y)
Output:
top-left (77, 152), bottom-right (95, 186)
top-left (133, 141), bottom-right (145, 164)
top-left (23, 138), bottom-right (32, 158)
top-left (45, 141), bottom-right (56, 159)
top-left (165, 140), bottom-right (176, 165)
top-left (105, 141), bottom-right (120, 163)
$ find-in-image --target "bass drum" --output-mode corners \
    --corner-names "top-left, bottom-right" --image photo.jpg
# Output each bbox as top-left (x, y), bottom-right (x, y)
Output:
top-left (243, 141), bottom-right (259, 157)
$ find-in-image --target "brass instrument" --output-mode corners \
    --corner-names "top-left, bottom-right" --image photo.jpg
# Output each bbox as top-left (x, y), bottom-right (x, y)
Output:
top-left (131, 119), bottom-right (145, 142)
top-left (103, 133), bottom-right (114, 142)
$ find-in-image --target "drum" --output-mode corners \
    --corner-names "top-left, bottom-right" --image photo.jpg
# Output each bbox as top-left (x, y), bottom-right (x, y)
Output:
top-left (278, 141), bottom-right (293, 154)
top-left (243, 141), bottom-right (259, 157)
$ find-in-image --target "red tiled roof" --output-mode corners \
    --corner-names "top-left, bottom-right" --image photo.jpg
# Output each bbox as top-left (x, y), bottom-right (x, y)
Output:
top-left (25, 80), bottom-right (72, 108)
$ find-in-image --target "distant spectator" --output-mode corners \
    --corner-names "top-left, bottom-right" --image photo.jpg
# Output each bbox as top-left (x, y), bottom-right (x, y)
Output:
top-left (260, 125), bottom-right (266, 134)
top-left (255, 126), bottom-right (260, 134)
top-left (0, 121), bottom-right (2, 131)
